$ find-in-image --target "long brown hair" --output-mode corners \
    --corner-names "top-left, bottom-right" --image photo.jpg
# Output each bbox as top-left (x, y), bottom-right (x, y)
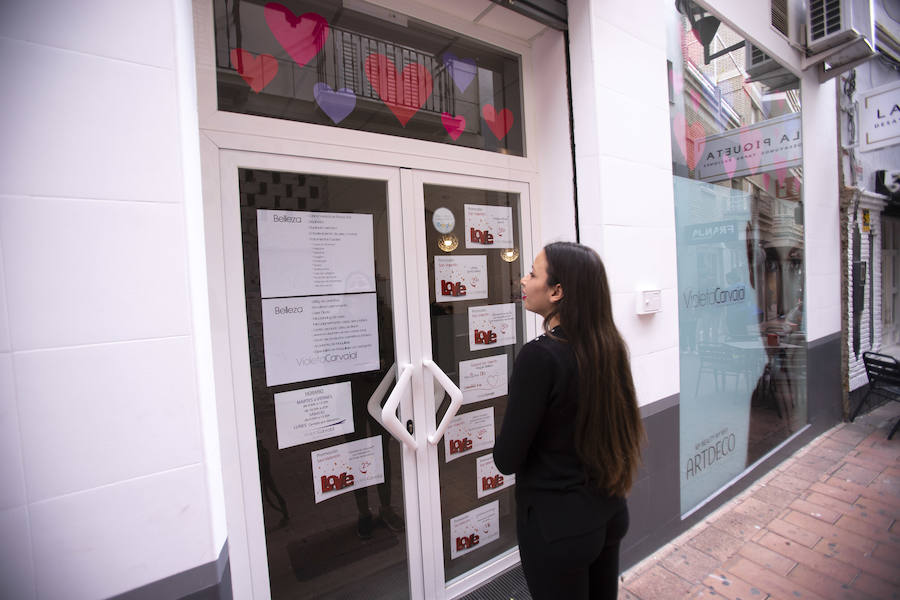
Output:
top-left (543, 242), bottom-right (644, 496)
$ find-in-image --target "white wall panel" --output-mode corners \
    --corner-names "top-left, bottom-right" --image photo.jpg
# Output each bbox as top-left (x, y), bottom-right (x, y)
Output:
top-left (600, 157), bottom-right (675, 229)
top-left (0, 505), bottom-right (35, 600)
top-left (0, 0), bottom-right (176, 68)
top-left (29, 465), bottom-right (212, 600)
top-left (631, 346), bottom-right (680, 406)
top-left (15, 338), bottom-right (203, 502)
top-left (0, 355), bottom-right (26, 511)
top-left (592, 19), bottom-right (670, 105)
top-left (594, 90), bottom-right (672, 170)
top-left (601, 225), bottom-right (679, 295)
top-left (611, 289), bottom-right (679, 356)
top-left (0, 196), bottom-right (192, 350)
top-left (0, 38), bottom-right (182, 203)
top-left (0, 243), bottom-right (9, 353)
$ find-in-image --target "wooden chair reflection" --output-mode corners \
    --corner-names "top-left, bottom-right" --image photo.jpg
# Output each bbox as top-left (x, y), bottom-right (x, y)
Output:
top-left (695, 343), bottom-right (751, 395)
top-left (851, 352), bottom-right (900, 439)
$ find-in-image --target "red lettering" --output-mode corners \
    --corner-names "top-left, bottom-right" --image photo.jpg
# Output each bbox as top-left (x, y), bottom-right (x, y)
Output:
top-left (441, 280), bottom-right (467, 297)
top-left (481, 474), bottom-right (504, 490)
top-left (449, 438), bottom-right (473, 454)
top-left (320, 472), bottom-right (355, 492)
top-left (469, 228), bottom-right (494, 244)
top-left (474, 329), bottom-right (497, 344)
top-left (455, 533), bottom-right (481, 551)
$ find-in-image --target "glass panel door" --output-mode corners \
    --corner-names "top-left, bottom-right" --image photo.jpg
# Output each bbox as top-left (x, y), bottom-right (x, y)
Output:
top-left (221, 154), bottom-right (422, 599)
top-left (411, 173), bottom-right (534, 595)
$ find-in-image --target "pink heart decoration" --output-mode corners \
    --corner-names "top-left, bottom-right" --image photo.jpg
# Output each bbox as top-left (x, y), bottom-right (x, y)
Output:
top-left (739, 126), bottom-right (763, 175)
top-left (722, 154), bottom-right (737, 180)
top-left (685, 121), bottom-right (706, 171)
top-left (673, 113), bottom-right (688, 161)
top-left (441, 112), bottom-right (466, 140)
top-left (364, 54), bottom-right (433, 127)
top-left (670, 69), bottom-right (684, 96)
top-left (230, 48), bottom-right (278, 93)
top-left (689, 89), bottom-right (701, 111)
top-left (264, 4), bottom-right (328, 69)
top-left (776, 160), bottom-right (788, 189)
top-left (763, 173), bottom-right (771, 190)
top-left (482, 105), bottom-right (514, 140)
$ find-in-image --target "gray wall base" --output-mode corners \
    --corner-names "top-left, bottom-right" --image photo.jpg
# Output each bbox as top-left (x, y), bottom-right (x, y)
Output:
top-left (110, 542), bottom-right (231, 600)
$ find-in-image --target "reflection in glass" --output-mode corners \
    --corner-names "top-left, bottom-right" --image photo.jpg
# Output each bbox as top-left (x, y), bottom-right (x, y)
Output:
top-left (238, 169), bottom-right (410, 599)
top-left (667, 12), bottom-right (807, 514)
top-left (423, 185), bottom-right (524, 582)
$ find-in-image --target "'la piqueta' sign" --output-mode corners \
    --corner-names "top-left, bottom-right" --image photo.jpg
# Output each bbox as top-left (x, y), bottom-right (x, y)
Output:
top-left (860, 79), bottom-right (900, 153)
top-left (697, 112), bottom-right (802, 182)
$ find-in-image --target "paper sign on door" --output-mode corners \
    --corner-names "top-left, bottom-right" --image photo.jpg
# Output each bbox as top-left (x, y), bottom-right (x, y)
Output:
top-left (468, 303), bottom-right (517, 351)
top-left (275, 382), bottom-right (354, 449)
top-left (310, 436), bottom-right (385, 504)
top-left (450, 500), bottom-right (500, 559)
top-left (262, 293), bottom-right (380, 386)
top-left (434, 255), bottom-right (488, 302)
top-left (459, 355), bottom-right (508, 404)
top-left (257, 209), bottom-right (376, 298)
top-left (476, 454), bottom-right (515, 498)
top-left (464, 204), bottom-right (513, 249)
top-left (444, 407), bottom-right (495, 462)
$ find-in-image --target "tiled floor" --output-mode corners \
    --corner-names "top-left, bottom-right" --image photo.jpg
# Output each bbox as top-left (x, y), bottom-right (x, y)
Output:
top-left (620, 401), bottom-right (900, 600)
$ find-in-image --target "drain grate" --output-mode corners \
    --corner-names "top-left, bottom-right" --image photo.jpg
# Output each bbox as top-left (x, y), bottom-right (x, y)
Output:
top-left (458, 566), bottom-right (532, 600)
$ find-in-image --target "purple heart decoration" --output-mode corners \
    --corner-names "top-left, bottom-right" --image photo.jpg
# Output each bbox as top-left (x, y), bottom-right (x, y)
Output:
top-left (443, 53), bottom-right (476, 93)
top-left (313, 83), bottom-right (356, 124)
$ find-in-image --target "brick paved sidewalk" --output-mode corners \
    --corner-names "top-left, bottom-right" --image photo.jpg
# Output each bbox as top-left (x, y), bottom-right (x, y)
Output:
top-left (620, 402), bottom-right (900, 600)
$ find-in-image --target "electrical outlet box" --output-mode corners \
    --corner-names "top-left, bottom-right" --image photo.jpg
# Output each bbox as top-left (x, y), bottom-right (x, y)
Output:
top-left (636, 290), bottom-right (662, 314)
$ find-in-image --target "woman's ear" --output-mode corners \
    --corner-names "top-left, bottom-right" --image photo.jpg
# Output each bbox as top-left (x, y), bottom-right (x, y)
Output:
top-left (550, 283), bottom-right (564, 304)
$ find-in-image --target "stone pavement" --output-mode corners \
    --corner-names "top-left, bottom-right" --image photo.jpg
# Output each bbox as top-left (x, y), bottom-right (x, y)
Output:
top-left (619, 401), bottom-right (900, 600)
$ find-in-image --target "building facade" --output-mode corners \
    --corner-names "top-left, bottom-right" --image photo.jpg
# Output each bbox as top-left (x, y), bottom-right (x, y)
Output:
top-left (1, 1), bottom-right (893, 598)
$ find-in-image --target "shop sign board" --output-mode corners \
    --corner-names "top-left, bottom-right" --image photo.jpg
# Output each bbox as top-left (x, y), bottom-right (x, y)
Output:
top-left (860, 79), bottom-right (900, 152)
top-left (697, 113), bottom-right (802, 182)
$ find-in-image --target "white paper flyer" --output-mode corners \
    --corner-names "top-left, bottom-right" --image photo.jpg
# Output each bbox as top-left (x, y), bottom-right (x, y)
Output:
top-left (262, 293), bottom-right (380, 386)
top-left (310, 436), bottom-right (384, 504)
top-left (468, 303), bottom-right (517, 351)
top-left (434, 255), bottom-right (488, 302)
top-left (275, 381), bottom-right (354, 449)
top-left (257, 209), bottom-right (375, 298)
top-left (459, 355), bottom-right (508, 404)
top-left (444, 407), bottom-right (495, 462)
top-left (464, 204), bottom-right (514, 249)
top-left (449, 500), bottom-right (500, 559)
top-left (476, 454), bottom-right (515, 498)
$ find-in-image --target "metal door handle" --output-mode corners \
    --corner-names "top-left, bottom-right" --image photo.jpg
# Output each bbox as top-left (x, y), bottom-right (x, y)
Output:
top-left (366, 363), bottom-right (417, 450)
top-left (424, 359), bottom-right (464, 445)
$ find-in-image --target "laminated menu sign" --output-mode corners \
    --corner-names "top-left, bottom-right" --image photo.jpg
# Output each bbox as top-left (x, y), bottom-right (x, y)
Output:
top-left (274, 382), bottom-right (354, 449)
top-left (434, 255), bottom-right (488, 302)
top-left (464, 204), bottom-right (513, 249)
top-left (449, 500), bottom-right (500, 559)
top-left (468, 303), bottom-right (517, 351)
top-left (310, 436), bottom-right (384, 504)
top-left (444, 407), bottom-right (495, 462)
top-left (257, 209), bottom-right (375, 298)
top-left (459, 355), bottom-right (508, 404)
top-left (476, 454), bottom-right (515, 498)
top-left (262, 294), bottom-right (380, 386)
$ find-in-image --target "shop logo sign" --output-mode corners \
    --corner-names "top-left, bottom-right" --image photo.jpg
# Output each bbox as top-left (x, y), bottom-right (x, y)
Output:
top-left (860, 80), bottom-right (900, 152)
top-left (682, 285), bottom-right (746, 309)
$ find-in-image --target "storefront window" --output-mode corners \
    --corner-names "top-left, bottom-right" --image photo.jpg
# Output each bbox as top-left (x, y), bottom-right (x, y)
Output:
top-left (213, 0), bottom-right (525, 156)
top-left (667, 6), bottom-right (807, 515)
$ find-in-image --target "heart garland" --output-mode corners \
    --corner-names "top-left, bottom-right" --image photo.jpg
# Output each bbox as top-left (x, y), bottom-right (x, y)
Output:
top-left (264, 3), bottom-right (329, 69)
top-left (364, 53), bottom-right (433, 127)
top-left (230, 49), bottom-right (278, 93)
top-left (482, 105), bottom-right (513, 140)
top-left (441, 113), bottom-right (466, 140)
top-left (314, 83), bottom-right (356, 124)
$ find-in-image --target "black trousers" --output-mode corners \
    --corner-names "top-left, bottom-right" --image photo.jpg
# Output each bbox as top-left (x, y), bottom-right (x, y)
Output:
top-left (517, 502), bottom-right (629, 600)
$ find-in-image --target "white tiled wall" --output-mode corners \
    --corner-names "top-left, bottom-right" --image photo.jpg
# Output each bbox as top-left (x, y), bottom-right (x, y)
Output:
top-left (0, 1), bottom-right (220, 597)
top-left (568, 0), bottom-right (679, 406)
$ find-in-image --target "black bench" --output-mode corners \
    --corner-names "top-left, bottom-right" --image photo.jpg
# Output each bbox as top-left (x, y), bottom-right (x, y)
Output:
top-left (851, 352), bottom-right (900, 439)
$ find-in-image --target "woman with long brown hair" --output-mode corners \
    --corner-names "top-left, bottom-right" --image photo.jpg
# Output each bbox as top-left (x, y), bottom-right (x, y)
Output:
top-left (494, 241), bottom-right (644, 599)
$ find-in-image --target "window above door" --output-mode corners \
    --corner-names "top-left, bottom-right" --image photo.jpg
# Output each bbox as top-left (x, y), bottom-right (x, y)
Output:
top-left (213, 0), bottom-right (526, 156)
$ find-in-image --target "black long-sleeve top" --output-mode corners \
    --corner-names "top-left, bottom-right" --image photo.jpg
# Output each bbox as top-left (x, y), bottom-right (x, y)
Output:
top-left (493, 327), bottom-right (624, 539)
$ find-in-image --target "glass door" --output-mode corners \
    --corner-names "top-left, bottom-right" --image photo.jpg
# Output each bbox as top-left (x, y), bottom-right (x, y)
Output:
top-left (219, 154), bottom-right (534, 599)
top-left (219, 153), bottom-right (424, 600)
top-left (410, 172), bottom-right (534, 598)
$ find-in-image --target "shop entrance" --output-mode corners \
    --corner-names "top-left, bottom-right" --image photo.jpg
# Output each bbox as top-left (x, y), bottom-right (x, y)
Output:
top-left (218, 151), bottom-right (534, 599)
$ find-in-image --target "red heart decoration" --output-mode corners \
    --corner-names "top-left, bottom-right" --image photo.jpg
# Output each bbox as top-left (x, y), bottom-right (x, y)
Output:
top-left (739, 126), bottom-right (764, 175)
top-left (230, 49), bottom-right (278, 93)
top-left (685, 121), bottom-right (706, 171)
top-left (264, 4), bottom-right (328, 69)
top-left (441, 112), bottom-right (466, 140)
top-left (364, 54), bottom-right (433, 126)
top-left (482, 105), bottom-right (513, 140)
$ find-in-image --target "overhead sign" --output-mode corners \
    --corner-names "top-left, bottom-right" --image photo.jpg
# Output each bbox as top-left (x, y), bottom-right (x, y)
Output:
top-left (860, 79), bottom-right (900, 152)
top-left (697, 113), bottom-right (802, 182)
